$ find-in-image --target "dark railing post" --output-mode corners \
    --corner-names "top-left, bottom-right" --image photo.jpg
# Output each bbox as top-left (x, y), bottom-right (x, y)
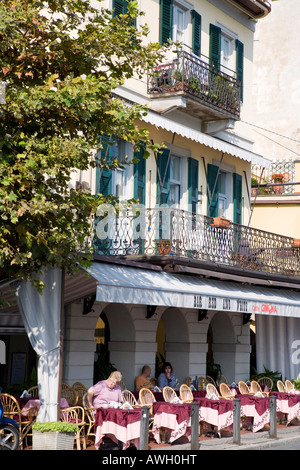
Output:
top-left (269, 395), bottom-right (277, 439)
top-left (190, 402), bottom-right (200, 450)
top-left (139, 406), bottom-right (150, 450)
top-left (233, 398), bottom-right (241, 445)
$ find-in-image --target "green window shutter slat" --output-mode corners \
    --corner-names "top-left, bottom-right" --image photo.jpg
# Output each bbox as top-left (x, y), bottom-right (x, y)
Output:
top-left (96, 134), bottom-right (113, 196)
top-left (191, 10), bottom-right (201, 57)
top-left (233, 172), bottom-right (242, 224)
top-left (209, 24), bottom-right (221, 70)
top-left (188, 157), bottom-right (199, 213)
top-left (157, 148), bottom-right (170, 205)
top-left (207, 163), bottom-right (219, 217)
top-left (134, 143), bottom-right (146, 205)
top-left (236, 39), bottom-right (244, 102)
top-left (112, 0), bottom-right (127, 17)
top-left (159, 0), bottom-right (173, 45)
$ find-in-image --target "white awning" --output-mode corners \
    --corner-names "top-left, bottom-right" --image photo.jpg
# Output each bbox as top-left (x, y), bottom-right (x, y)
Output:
top-left (89, 262), bottom-right (300, 318)
top-left (142, 110), bottom-right (271, 168)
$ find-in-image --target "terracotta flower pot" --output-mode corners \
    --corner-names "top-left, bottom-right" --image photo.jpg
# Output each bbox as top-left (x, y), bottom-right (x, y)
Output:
top-left (211, 217), bottom-right (230, 229)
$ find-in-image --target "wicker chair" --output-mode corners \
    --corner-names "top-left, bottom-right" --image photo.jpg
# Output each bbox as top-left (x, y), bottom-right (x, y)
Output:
top-left (216, 374), bottom-right (228, 386)
top-left (257, 377), bottom-right (273, 392)
top-left (206, 376), bottom-right (216, 387)
top-left (139, 388), bottom-right (156, 415)
top-left (72, 383), bottom-right (88, 407)
top-left (82, 392), bottom-right (97, 441)
top-left (285, 380), bottom-right (295, 392)
top-left (0, 393), bottom-right (38, 449)
top-left (185, 377), bottom-right (192, 386)
top-left (162, 386), bottom-right (177, 402)
top-left (61, 383), bottom-right (78, 407)
top-left (27, 386), bottom-right (39, 397)
top-left (121, 390), bottom-right (140, 408)
top-left (150, 378), bottom-right (158, 387)
top-left (60, 406), bottom-right (86, 450)
top-left (238, 381), bottom-right (254, 395)
top-left (250, 380), bottom-right (269, 397)
top-left (198, 376), bottom-right (208, 391)
top-left (219, 383), bottom-right (235, 400)
top-left (277, 380), bottom-right (286, 392)
top-left (206, 383), bottom-right (221, 399)
top-left (179, 384), bottom-right (193, 403)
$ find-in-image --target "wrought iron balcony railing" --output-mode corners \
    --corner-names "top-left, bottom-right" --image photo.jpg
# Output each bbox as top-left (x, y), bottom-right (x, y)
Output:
top-left (93, 207), bottom-right (300, 279)
top-left (148, 50), bottom-right (241, 119)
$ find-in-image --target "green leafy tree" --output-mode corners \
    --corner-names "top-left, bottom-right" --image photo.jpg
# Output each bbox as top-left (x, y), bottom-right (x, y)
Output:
top-left (0, 0), bottom-right (164, 288)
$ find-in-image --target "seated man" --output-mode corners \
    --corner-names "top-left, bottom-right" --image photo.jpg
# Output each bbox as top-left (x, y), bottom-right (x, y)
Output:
top-left (135, 365), bottom-right (153, 391)
top-left (87, 371), bottom-right (122, 408)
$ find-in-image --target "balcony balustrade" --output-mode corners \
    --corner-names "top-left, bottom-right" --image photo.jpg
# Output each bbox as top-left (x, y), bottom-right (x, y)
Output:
top-left (93, 207), bottom-right (300, 280)
top-left (148, 50), bottom-right (241, 120)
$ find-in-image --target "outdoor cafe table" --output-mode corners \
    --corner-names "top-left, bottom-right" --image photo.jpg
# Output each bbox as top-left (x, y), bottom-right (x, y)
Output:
top-left (152, 402), bottom-right (192, 444)
top-left (94, 407), bottom-right (141, 450)
top-left (16, 396), bottom-right (69, 417)
top-left (195, 397), bottom-right (234, 431)
top-left (270, 392), bottom-right (300, 424)
top-left (237, 395), bottom-right (270, 432)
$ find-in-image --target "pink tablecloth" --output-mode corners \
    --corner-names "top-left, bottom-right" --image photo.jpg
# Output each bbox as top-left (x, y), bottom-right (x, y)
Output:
top-left (152, 402), bottom-right (192, 444)
top-left (94, 408), bottom-right (141, 450)
top-left (270, 392), bottom-right (300, 424)
top-left (238, 395), bottom-right (270, 432)
top-left (196, 398), bottom-right (234, 431)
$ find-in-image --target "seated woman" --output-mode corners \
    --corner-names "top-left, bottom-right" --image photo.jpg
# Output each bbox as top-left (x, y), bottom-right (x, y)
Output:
top-left (158, 362), bottom-right (175, 389)
top-left (87, 371), bottom-right (122, 408)
top-left (135, 365), bottom-right (153, 391)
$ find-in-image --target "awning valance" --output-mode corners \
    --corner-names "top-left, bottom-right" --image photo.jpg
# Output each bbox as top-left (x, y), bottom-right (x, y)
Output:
top-left (142, 110), bottom-right (271, 168)
top-left (88, 262), bottom-right (300, 319)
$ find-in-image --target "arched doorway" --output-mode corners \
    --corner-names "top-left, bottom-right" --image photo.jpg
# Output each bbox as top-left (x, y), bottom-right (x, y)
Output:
top-left (156, 308), bottom-right (189, 384)
top-left (208, 312), bottom-right (236, 383)
top-left (94, 312), bottom-right (112, 383)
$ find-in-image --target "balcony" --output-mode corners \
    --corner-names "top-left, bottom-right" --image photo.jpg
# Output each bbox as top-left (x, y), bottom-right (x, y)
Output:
top-left (93, 207), bottom-right (300, 281)
top-left (147, 50), bottom-right (241, 122)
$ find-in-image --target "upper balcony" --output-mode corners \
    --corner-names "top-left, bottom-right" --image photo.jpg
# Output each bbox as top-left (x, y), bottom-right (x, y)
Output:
top-left (147, 49), bottom-right (241, 123)
top-left (93, 207), bottom-right (300, 283)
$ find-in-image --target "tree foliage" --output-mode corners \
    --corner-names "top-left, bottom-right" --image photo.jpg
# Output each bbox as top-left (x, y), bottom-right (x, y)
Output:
top-left (0, 0), bottom-right (164, 286)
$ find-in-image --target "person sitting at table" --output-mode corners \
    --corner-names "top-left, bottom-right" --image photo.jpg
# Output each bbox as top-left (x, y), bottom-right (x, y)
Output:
top-left (87, 371), bottom-right (122, 408)
top-left (158, 362), bottom-right (175, 389)
top-left (135, 365), bottom-right (153, 391)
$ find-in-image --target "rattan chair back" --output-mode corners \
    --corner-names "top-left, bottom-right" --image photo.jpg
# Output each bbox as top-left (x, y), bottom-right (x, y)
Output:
top-left (219, 383), bottom-right (235, 399)
top-left (179, 384), bottom-right (193, 403)
top-left (162, 386), bottom-right (177, 402)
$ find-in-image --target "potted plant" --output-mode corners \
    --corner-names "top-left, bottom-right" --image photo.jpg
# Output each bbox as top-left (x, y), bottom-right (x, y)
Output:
top-left (211, 217), bottom-right (230, 229)
top-left (156, 239), bottom-right (171, 255)
top-left (272, 173), bottom-right (284, 194)
top-left (32, 421), bottom-right (78, 450)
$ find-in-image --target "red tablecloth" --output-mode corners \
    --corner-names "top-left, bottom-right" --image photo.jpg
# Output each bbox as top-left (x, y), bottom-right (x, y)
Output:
top-left (237, 395), bottom-right (270, 432)
top-left (94, 407), bottom-right (141, 450)
top-left (270, 392), bottom-right (300, 423)
top-left (196, 397), bottom-right (234, 431)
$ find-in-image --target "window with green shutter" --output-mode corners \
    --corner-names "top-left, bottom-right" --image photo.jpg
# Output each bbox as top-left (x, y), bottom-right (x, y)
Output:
top-left (159, 0), bottom-right (173, 45)
top-left (112, 0), bottom-right (127, 17)
top-left (209, 24), bottom-right (221, 70)
top-left (134, 143), bottom-right (146, 205)
top-left (157, 148), bottom-right (170, 205)
top-left (233, 172), bottom-right (242, 224)
top-left (188, 157), bottom-right (199, 213)
top-left (191, 10), bottom-right (201, 57)
top-left (207, 163), bottom-right (219, 217)
top-left (96, 134), bottom-right (113, 196)
top-left (235, 39), bottom-right (244, 102)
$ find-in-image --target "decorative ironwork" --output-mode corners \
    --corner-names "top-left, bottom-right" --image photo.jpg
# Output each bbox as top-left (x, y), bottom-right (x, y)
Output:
top-left (93, 207), bottom-right (300, 279)
top-left (251, 160), bottom-right (295, 196)
top-left (148, 50), bottom-right (241, 118)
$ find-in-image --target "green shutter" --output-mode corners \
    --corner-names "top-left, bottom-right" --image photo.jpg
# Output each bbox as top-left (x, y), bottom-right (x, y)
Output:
top-left (112, 0), bottom-right (127, 17)
top-left (207, 163), bottom-right (219, 217)
top-left (157, 148), bottom-right (170, 205)
top-left (134, 143), bottom-right (146, 205)
top-left (191, 10), bottom-right (201, 57)
top-left (209, 24), bottom-right (221, 70)
top-left (159, 0), bottom-right (173, 45)
top-left (188, 157), bottom-right (199, 213)
top-left (233, 172), bottom-right (242, 224)
top-left (236, 39), bottom-right (244, 102)
top-left (96, 134), bottom-right (112, 196)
